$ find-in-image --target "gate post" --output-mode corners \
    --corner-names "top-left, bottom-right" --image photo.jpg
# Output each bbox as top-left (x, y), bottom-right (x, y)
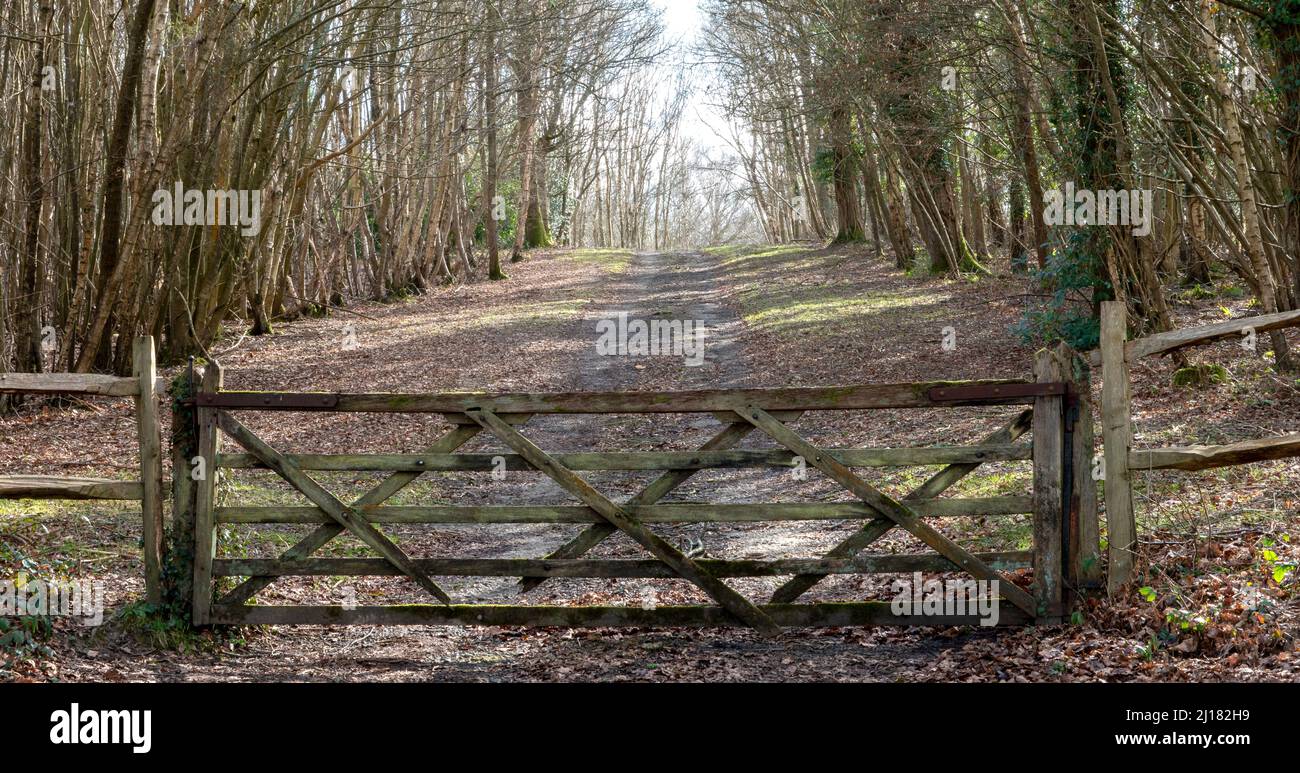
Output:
top-left (1050, 342), bottom-right (1102, 608)
top-left (133, 336), bottom-right (163, 604)
top-left (1031, 349), bottom-right (1065, 622)
top-left (1099, 301), bottom-right (1135, 594)
top-left (191, 362), bottom-right (223, 625)
top-left (1058, 343), bottom-right (1102, 592)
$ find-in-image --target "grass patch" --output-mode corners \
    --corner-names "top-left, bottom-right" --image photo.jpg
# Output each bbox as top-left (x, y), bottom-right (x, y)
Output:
top-left (711, 244), bottom-right (810, 265)
top-left (944, 466), bottom-right (1034, 498)
top-left (712, 243), bottom-right (951, 339)
top-left (566, 248), bottom-right (632, 274)
top-left (115, 601), bottom-right (247, 653)
top-left (0, 497), bottom-right (136, 523)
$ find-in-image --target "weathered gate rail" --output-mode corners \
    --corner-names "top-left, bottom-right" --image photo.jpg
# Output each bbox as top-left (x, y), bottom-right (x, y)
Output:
top-left (178, 351), bottom-right (1095, 632)
top-left (0, 336), bottom-right (165, 602)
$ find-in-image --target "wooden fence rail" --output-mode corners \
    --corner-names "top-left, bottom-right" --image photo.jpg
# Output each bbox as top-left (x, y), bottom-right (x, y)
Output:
top-left (0, 336), bottom-right (164, 603)
top-left (176, 361), bottom-right (1093, 631)
top-left (1097, 302), bottom-right (1300, 591)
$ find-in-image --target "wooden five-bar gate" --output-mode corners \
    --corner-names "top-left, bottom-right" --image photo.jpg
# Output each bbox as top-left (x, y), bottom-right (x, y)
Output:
top-left (180, 345), bottom-right (1097, 633)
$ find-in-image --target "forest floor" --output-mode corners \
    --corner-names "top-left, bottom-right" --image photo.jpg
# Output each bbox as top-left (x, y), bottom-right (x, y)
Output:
top-left (2, 244), bottom-right (1298, 682)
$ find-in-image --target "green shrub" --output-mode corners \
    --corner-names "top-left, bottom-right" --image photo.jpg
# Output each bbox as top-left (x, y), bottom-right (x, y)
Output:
top-left (1011, 231), bottom-right (1107, 351)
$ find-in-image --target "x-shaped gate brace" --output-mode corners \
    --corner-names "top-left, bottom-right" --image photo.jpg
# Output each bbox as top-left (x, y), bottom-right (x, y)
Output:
top-left (215, 412), bottom-right (454, 605)
top-left (202, 404), bottom-right (1041, 634)
top-left (217, 417), bottom-right (517, 606)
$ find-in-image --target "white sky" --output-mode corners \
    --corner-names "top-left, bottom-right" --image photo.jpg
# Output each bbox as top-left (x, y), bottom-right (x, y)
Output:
top-left (651, 0), bottom-right (731, 153)
top-left (655, 0), bottom-right (703, 39)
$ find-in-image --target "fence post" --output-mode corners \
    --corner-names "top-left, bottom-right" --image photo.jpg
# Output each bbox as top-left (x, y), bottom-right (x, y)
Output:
top-left (133, 336), bottom-right (163, 605)
top-left (1100, 301), bottom-right (1135, 594)
top-left (191, 362), bottom-right (223, 625)
top-left (1031, 348), bottom-right (1064, 622)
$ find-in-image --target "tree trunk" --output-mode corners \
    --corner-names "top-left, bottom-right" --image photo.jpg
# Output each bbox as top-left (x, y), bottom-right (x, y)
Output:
top-left (829, 105), bottom-right (865, 243)
top-left (485, 1), bottom-right (505, 281)
top-left (1200, 3), bottom-right (1292, 367)
top-left (75, 0), bottom-right (158, 372)
top-left (16, 2), bottom-right (53, 373)
top-left (1273, 10), bottom-right (1300, 325)
top-left (999, 0), bottom-right (1049, 269)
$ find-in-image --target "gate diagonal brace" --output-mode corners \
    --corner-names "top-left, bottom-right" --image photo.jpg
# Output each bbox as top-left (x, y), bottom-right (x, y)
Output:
top-left (740, 405), bottom-right (1038, 617)
top-left (518, 409), bottom-right (805, 594)
top-left (219, 422), bottom-right (489, 605)
top-left (215, 411), bottom-right (452, 605)
top-left (465, 408), bottom-right (782, 637)
top-left (771, 409), bottom-right (1033, 603)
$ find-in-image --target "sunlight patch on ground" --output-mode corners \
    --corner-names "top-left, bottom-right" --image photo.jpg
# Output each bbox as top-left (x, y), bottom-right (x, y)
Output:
top-left (706, 243), bottom-right (954, 338)
top-left (460, 298), bottom-right (592, 329)
top-left (712, 243), bottom-right (814, 270)
top-left (705, 243), bottom-right (805, 262)
top-left (564, 248), bottom-right (632, 274)
top-left (742, 293), bottom-right (948, 335)
top-left (0, 498), bottom-right (135, 522)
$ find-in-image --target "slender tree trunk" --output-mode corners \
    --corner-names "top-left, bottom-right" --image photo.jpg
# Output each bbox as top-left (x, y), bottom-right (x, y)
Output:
top-left (75, 0), bottom-right (158, 372)
top-left (1200, 3), bottom-right (1291, 367)
top-left (485, 1), bottom-right (505, 280)
top-left (999, 0), bottom-right (1049, 268)
top-left (17, 2), bottom-right (53, 373)
top-left (829, 105), bottom-right (864, 243)
top-left (1273, 10), bottom-right (1300, 321)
